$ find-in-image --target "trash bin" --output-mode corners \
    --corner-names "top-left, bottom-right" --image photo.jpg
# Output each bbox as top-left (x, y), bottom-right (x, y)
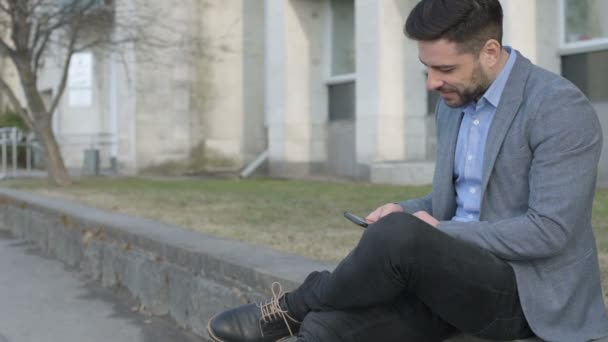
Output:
top-left (82, 148), bottom-right (100, 176)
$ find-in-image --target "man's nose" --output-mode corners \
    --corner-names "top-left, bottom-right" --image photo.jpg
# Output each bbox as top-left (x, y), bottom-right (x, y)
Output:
top-left (426, 70), bottom-right (443, 91)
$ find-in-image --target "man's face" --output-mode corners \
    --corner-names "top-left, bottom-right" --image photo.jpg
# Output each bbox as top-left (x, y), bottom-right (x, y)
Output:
top-left (418, 39), bottom-right (491, 108)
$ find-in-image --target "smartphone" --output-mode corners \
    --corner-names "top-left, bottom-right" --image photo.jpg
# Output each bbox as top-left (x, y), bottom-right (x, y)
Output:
top-left (344, 211), bottom-right (368, 228)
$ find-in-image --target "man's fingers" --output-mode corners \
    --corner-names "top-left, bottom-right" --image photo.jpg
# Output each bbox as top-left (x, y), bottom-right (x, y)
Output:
top-left (366, 203), bottom-right (404, 224)
top-left (413, 211), bottom-right (439, 227)
top-left (366, 207), bottom-right (386, 223)
top-left (365, 210), bottom-right (380, 224)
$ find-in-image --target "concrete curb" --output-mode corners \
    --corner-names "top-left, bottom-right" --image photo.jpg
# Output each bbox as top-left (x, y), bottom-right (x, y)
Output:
top-left (0, 189), bottom-right (543, 342)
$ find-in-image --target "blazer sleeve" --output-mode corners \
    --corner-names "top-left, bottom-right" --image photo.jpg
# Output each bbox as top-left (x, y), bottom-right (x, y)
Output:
top-left (398, 193), bottom-right (433, 215)
top-left (438, 82), bottom-right (602, 261)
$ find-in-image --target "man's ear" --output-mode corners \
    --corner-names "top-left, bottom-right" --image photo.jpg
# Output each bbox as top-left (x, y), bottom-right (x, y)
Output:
top-left (481, 39), bottom-right (502, 68)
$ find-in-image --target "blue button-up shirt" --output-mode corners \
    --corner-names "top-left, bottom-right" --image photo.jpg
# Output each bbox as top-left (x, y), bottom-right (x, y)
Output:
top-left (452, 47), bottom-right (517, 222)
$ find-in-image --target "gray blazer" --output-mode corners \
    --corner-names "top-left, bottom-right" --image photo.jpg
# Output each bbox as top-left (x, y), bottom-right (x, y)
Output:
top-left (402, 51), bottom-right (608, 342)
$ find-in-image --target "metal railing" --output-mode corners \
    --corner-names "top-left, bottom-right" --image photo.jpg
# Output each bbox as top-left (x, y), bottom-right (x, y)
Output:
top-left (0, 129), bottom-right (121, 179)
top-left (0, 127), bottom-right (38, 180)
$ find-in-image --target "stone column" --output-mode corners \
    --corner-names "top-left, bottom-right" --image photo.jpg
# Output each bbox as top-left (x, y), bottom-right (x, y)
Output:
top-left (501, 0), bottom-right (560, 73)
top-left (355, 0), bottom-right (426, 179)
top-left (198, 0), bottom-right (248, 169)
top-left (598, 0), bottom-right (608, 40)
top-left (265, 0), bottom-right (326, 178)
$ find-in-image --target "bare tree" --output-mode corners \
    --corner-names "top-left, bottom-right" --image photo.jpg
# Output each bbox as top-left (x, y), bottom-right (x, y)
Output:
top-left (0, 0), bottom-right (192, 185)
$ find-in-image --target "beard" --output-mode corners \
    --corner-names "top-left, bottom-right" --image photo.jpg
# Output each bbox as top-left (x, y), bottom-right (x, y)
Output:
top-left (440, 63), bottom-right (492, 108)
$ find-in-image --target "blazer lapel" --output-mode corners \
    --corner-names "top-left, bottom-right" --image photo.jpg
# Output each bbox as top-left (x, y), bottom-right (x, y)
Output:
top-left (433, 107), bottom-right (463, 220)
top-left (480, 52), bottom-right (531, 198)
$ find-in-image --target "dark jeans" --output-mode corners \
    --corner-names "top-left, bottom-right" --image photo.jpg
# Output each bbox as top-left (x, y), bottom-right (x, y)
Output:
top-left (287, 212), bottom-right (534, 342)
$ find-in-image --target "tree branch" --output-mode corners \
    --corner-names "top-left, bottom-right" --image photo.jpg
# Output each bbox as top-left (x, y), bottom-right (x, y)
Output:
top-left (0, 2), bottom-right (10, 15)
top-left (29, 15), bottom-right (42, 63)
top-left (29, 0), bottom-right (49, 14)
top-left (47, 27), bottom-right (78, 116)
top-left (9, 0), bottom-right (32, 53)
top-left (0, 38), bottom-right (16, 59)
top-left (32, 29), bottom-right (52, 75)
top-left (0, 76), bottom-right (34, 130)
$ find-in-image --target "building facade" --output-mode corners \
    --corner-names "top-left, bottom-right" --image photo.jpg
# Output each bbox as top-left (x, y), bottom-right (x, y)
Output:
top-left (34, 0), bottom-right (266, 175)
top-left (20, 0), bottom-right (608, 183)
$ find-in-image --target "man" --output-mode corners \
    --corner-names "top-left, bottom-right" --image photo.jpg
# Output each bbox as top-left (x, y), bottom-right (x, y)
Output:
top-left (207, 0), bottom-right (608, 341)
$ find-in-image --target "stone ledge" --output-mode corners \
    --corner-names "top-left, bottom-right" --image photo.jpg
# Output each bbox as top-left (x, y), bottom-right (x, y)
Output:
top-left (0, 188), bottom-right (544, 341)
top-left (371, 161), bottom-right (435, 185)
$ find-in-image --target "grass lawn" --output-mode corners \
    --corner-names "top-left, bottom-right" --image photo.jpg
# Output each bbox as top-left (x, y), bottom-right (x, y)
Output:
top-left (1, 177), bottom-right (431, 262)
top-left (2, 176), bottom-right (608, 292)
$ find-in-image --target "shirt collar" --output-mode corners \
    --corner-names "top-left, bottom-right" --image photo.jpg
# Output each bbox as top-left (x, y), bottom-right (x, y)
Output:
top-left (460, 46), bottom-right (518, 111)
top-left (483, 46), bottom-right (517, 108)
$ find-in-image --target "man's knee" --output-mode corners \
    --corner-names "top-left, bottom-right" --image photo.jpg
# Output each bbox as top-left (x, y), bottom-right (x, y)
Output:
top-left (362, 212), bottom-right (430, 251)
top-left (297, 312), bottom-right (343, 342)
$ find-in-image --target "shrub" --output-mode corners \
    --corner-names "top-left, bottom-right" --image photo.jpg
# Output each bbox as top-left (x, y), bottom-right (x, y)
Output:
top-left (0, 108), bottom-right (29, 132)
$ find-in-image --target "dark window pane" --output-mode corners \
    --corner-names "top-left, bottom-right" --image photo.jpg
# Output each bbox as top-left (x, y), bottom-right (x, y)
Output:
top-left (328, 81), bottom-right (355, 121)
top-left (427, 90), bottom-right (440, 115)
top-left (562, 50), bottom-right (608, 102)
top-left (331, 0), bottom-right (355, 75)
top-left (564, 0), bottom-right (608, 43)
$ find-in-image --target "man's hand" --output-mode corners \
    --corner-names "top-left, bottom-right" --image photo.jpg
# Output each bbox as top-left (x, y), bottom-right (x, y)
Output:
top-left (413, 211), bottom-right (439, 228)
top-left (366, 203), bottom-right (404, 224)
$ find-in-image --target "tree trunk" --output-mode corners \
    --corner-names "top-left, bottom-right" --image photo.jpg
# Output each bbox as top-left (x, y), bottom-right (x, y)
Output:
top-left (15, 61), bottom-right (71, 186)
top-left (34, 116), bottom-right (71, 186)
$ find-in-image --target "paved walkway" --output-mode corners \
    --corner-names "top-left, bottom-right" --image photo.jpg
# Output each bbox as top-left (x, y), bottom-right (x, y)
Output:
top-left (0, 231), bottom-right (203, 342)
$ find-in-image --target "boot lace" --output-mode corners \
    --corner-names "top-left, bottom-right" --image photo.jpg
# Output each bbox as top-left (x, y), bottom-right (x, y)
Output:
top-left (258, 282), bottom-right (297, 337)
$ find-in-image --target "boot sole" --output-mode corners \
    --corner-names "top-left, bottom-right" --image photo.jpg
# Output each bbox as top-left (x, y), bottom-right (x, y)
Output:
top-left (206, 313), bottom-right (292, 342)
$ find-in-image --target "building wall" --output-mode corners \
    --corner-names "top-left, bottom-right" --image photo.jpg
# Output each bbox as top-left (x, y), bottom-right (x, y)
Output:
top-left (130, 0), bottom-right (267, 173)
top-left (0, 11), bottom-right (25, 112)
top-left (356, 0), bottom-right (430, 165)
top-left (40, 0), bottom-right (267, 175)
top-left (266, 0), bottom-right (430, 179)
top-left (30, 0), bottom-right (606, 183)
top-left (194, 0), bottom-right (266, 171)
top-left (0, 57), bottom-right (25, 112)
top-left (37, 0), bottom-right (145, 173)
top-left (325, 0), bottom-right (356, 178)
top-left (132, 0), bottom-right (199, 172)
top-left (501, 0), bottom-right (560, 73)
top-left (44, 48), bottom-right (112, 170)
top-left (242, 1), bottom-right (268, 161)
top-left (266, 0), bottom-right (327, 178)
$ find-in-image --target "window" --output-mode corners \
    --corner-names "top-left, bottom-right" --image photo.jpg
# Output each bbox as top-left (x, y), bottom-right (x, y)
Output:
top-left (328, 82), bottom-right (355, 121)
top-left (560, 0), bottom-right (608, 101)
top-left (560, 0), bottom-right (608, 184)
top-left (564, 0), bottom-right (608, 44)
top-left (427, 89), bottom-right (439, 115)
top-left (327, 0), bottom-right (355, 121)
top-left (562, 50), bottom-right (608, 102)
top-left (330, 0), bottom-right (355, 76)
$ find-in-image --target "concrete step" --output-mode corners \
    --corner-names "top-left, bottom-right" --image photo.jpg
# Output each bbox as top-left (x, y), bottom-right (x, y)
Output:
top-left (370, 161), bottom-right (435, 185)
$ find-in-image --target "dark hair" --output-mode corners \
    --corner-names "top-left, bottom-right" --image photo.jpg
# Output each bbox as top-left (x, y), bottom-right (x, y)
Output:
top-left (404, 0), bottom-right (503, 54)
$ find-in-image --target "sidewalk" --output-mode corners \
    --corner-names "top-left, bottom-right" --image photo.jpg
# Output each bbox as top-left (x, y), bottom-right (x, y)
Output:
top-left (0, 231), bottom-right (201, 342)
